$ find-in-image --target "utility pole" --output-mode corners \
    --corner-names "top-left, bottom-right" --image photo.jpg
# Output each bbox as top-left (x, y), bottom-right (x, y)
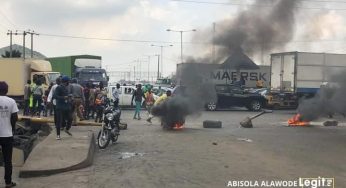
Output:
top-left (156, 55), bottom-right (160, 79)
top-left (133, 66), bottom-right (136, 81)
top-left (139, 59), bottom-right (142, 81)
top-left (26, 30), bottom-right (39, 58)
top-left (7, 30), bottom-right (13, 57)
top-left (22, 31), bottom-right (26, 59)
top-left (151, 44), bottom-right (173, 78)
top-left (212, 22), bottom-right (216, 64)
top-left (148, 56), bottom-right (150, 82)
top-left (166, 29), bottom-right (196, 64)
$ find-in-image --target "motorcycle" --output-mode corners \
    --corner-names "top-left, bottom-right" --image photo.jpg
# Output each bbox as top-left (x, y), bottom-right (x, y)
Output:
top-left (97, 99), bottom-right (121, 149)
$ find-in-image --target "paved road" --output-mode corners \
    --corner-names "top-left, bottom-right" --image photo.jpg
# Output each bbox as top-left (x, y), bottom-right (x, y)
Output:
top-left (89, 109), bottom-right (346, 188)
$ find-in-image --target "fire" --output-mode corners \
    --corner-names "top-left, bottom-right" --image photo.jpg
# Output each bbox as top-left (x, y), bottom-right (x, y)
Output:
top-left (287, 114), bottom-right (309, 126)
top-left (173, 123), bottom-right (184, 130)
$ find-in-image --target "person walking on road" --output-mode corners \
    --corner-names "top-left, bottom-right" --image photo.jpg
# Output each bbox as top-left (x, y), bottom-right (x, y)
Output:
top-left (88, 84), bottom-right (97, 119)
top-left (31, 79), bottom-right (44, 117)
top-left (145, 88), bottom-right (155, 123)
top-left (112, 83), bottom-right (122, 106)
top-left (83, 83), bottom-right (91, 120)
top-left (48, 77), bottom-right (61, 129)
top-left (70, 78), bottom-right (85, 126)
top-left (0, 81), bottom-right (18, 188)
top-left (54, 76), bottom-right (73, 140)
top-left (131, 84), bottom-right (145, 120)
top-left (23, 80), bottom-right (31, 116)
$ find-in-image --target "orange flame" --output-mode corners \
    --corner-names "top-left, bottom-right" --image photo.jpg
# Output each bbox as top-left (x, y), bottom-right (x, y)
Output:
top-left (287, 114), bottom-right (309, 126)
top-left (173, 123), bottom-right (184, 130)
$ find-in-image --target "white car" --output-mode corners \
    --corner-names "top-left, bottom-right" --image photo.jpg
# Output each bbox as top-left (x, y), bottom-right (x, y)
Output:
top-left (107, 85), bottom-right (158, 107)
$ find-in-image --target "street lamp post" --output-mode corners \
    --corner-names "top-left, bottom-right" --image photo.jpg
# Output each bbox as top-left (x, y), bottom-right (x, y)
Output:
top-left (151, 44), bottom-right (173, 78)
top-left (142, 55), bottom-right (152, 82)
top-left (155, 54), bottom-right (160, 80)
top-left (166, 28), bottom-right (196, 64)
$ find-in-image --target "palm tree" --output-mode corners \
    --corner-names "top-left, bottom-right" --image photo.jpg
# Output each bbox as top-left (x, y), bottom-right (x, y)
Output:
top-left (1, 50), bottom-right (22, 58)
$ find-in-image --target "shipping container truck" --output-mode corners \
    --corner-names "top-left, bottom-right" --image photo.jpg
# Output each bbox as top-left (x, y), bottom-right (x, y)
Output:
top-left (267, 52), bottom-right (346, 109)
top-left (47, 55), bottom-right (108, 87)
top-left (0, 58), bottom-right (60, 103)
top-left (176, 63), bottom-right (270, 88)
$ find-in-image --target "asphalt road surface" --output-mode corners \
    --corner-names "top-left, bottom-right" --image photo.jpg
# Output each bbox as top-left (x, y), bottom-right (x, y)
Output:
top-left (90, 109), bottom-right (346, 188)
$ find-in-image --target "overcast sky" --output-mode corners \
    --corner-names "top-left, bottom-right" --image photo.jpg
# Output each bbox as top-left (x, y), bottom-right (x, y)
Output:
top-left (1, 0), bottom-right (346, 81)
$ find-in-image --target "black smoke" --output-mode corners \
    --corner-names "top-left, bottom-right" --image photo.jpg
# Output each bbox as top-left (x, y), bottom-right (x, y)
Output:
top-left (152, 64), bottom-right (217, 129)
top-left (151, 0), bottom-right (301, 128)
top-left (298, 71), bottom-right (346, 121)
top-left (191, 0), bottom-right (300, 63)
top-left (217, 0), bottom-right (299, 56)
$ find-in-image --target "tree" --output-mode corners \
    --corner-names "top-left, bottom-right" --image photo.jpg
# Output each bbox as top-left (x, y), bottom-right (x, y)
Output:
top-left (1, 50), bottom-right (22, 58)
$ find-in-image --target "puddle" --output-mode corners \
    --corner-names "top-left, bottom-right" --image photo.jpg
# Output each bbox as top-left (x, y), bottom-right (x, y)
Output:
top-left (118, 152), bottom-right (145, 159)
top-left (237, 138), bottom-right (253, 143)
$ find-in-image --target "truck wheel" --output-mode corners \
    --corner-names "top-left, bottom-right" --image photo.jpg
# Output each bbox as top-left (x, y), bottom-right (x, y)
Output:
top-left (249, 100), bottom-right (262, 111)
top-left (206, 102), bottom-right (217, 111)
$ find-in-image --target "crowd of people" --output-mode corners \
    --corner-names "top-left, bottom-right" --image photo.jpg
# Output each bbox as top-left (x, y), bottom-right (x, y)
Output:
top-left (24, 76), bottom-right (110, 139)
top-left (0, 79), bottom-right (173, 187)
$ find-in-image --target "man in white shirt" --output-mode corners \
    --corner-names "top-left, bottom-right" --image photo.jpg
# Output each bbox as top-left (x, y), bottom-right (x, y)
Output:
top-left (0, 81), bottom-right (18, 187)
top-left (112, 83), bottom-right (121, 105)
top-left (48, 77), bottom-right (61, 128)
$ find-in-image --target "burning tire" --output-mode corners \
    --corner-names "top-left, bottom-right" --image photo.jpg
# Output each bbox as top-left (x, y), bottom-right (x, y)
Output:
top-left (248, 100), bottom-right (262, 111)
top-left (206, 102), bottom-right (217, 111)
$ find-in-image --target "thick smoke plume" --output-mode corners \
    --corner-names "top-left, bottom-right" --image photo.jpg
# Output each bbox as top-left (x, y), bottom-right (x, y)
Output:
top-left (298, 71), bottom-right (346, 121)
top-left (152, 0), bottom-right (301, 127)
top-left (216, 0), bottom-right (299, 57)
top-left (151, 65), bottom-right (216, 128)
top-left (190, 0), bottom-right (300, 64)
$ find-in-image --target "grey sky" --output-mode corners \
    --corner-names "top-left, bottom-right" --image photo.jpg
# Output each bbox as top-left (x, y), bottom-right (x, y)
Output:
top-left (1, 0), bottom-right (346, 82)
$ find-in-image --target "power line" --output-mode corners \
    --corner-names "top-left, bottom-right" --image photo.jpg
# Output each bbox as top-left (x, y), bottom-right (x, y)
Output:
top-left (171, 0), bottom-right (346, 5)
top-left (38, 33), bottom-right (177, 44)
top-left (170, 0), bottom-right (346, 10)
top-left (35, 31), bottom-right (346, 46)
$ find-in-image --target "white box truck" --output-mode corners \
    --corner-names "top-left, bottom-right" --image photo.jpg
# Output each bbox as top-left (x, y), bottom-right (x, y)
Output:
top-left (266, 52), bottom-right (346, 109)
top-left (271, 52), bottom-right (346, 96)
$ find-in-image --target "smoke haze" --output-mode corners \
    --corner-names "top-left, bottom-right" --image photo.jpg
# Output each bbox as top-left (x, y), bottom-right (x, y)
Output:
top-left (152, 64), bottom-right (217, 128)
top-left (153, 0), bottom-right (302, 127)
top-left (298, 71), bottom-right (346, 121)
top-left (189, 0), bottom-right (300, 64)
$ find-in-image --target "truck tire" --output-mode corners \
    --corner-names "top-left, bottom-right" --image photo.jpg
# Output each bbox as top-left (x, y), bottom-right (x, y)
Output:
top-left (203, 120), bottom-right (222, 128)
top-left (249, 100), bottom-right (262, 111)
top-left (206, 102), bottom-right (217, 111)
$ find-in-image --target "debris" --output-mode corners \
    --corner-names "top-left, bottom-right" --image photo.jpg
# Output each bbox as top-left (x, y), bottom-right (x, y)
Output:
top-left (118, 152), bottom-right (145, 159)
top-left (212, 142), bottom-right (218, 145)
top-left (240, 110), bottom-right (272, 128)
top-left (237, 138), bottom-right (253, 143)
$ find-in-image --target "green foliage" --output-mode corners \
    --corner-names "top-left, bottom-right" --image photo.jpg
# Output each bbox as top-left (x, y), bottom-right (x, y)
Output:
top-left (1, 50), bottom-right (22, 58)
